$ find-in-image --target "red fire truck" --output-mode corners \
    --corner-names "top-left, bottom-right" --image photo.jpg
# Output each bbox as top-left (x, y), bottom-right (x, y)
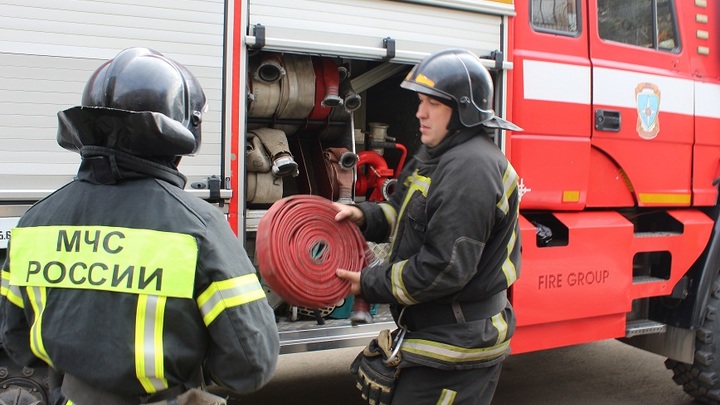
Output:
top-left (1, 0), bottom-right (719, 402)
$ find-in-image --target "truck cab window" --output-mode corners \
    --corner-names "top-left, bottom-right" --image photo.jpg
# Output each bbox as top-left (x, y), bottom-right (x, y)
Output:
top-left (531, 0), bottom-right (580, 35)
top-left (597, 0), bottom-right (679, 52)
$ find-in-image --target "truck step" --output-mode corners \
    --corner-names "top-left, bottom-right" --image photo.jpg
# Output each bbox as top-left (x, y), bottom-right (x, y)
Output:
top-left (625, 319), bottom-right (667, 338)
top-left (632, 275), bottom-right (667, 284)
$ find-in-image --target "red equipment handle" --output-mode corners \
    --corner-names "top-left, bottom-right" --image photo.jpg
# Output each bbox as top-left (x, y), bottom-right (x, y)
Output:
top-left (368, 140), bottom-right (407, 177)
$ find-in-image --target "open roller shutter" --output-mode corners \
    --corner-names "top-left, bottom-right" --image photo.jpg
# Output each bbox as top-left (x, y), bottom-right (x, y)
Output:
top-left (247, 0), bottom-right (514, 66)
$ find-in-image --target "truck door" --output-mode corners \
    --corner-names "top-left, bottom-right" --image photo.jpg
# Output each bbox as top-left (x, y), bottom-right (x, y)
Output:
top-left (587, 0), bottom-right (691, 207)
top-left (510, 0), bottom-right (591, 211)
top-left (509, 0), bottom-right (720, 356)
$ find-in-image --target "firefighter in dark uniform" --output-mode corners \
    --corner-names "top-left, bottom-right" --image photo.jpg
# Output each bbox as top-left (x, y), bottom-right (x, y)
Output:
top-left (336, 48), bottom-right (522, 405)
top-left (0, 48), bottom-right (279, 405)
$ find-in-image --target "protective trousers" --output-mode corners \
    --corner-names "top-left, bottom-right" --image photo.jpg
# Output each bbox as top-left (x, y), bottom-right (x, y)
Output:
top-left (391, 363), bottom-right (503, 405)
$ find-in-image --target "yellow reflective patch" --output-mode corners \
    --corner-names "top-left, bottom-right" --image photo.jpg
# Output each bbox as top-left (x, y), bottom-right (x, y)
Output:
top-left (491, 313), bottom-right (508, 345)
top-left (391, 260), bottom-right (417, 305)
top-left (501, 230), bottom-right (518, 287)
top-left (135, 295), bottom-right (169, 393)
top-left (1, 270), bottom-right (24, 308)
top-left (390, 170), bottom-right (429, 254)
top-left (10, 226), bottom-right (197, 298)
top-left (415, 73), bottom-right (436, 88)
top-left (497, 163), bottom-right (519, 215)
top-left (402, 339), bottom-right (510, 363)
top-left (562, 190), bottom-right (580, 202)
top-left (437, 389), bottom-right (457, 405)
top-left (197, 274), bottom-right (266, 326)
top-left (378, 203), bottom-right (397, 233)
top-left (638, 193), bottom-right (691, 205)
top-left (27, 286), bottom-right (53, 368)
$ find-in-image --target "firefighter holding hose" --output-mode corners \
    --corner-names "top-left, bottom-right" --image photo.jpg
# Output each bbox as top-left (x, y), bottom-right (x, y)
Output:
top-left (0, 48), bottom-right (279, 405)
top-left (335, 48), bottom-right (522, 405)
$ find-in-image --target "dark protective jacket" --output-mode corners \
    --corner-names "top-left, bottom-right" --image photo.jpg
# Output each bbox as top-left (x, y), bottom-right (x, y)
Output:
top-left (0, 146), bottom-right (279, 398)
top-left (357, 128), bottom-right (521, 370)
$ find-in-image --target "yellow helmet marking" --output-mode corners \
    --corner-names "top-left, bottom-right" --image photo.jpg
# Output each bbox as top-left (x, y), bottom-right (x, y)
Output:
top-left (415, 73), bottom-right (436, 88)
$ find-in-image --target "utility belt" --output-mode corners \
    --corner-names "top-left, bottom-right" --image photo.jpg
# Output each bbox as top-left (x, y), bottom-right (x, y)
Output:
top-left (402, 290), bottom-right (508, 331)
top-left (61, 373), bottom-right (226, 405)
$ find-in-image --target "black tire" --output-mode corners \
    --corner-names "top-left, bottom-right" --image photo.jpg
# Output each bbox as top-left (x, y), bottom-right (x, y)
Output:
top-left (0, 349), bottom-right (48, 405)
top-left (666, 276), bottom-right (720, 404)
top-left (0, 387), bottom-right (43, 405)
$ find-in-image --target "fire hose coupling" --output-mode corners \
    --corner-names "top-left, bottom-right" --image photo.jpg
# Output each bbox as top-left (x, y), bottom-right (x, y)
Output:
top-left (253, 52), bottom-right (285, 83)
top-left (339, 75), bottom-right (362, 113)
top-left (318, 57), bottom-right (343, 108)
top-left (271, 154), bottom-right (299, 177)
top-left (247, 127), bottom-right (299, 178)
top-left (339, 151), bottom-right (359, 169)
top-left (381, 178), bottom-right (398, 200)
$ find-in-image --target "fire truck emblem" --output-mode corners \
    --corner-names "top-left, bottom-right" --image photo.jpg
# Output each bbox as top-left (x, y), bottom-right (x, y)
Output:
top-left (635, 82), bottom-right (661, 140)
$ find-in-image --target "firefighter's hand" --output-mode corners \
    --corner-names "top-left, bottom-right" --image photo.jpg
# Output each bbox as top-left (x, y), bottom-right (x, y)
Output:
top-left (333, 202), bottom-right (365, 227)
top-left (337, 269), bottom-right (361, 296)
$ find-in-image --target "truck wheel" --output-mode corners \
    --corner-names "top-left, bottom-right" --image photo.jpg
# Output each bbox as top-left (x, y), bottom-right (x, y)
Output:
top-left (0, 384), bottom-right (45, 405)
top-left (665, 276), bottom-right (720, 404)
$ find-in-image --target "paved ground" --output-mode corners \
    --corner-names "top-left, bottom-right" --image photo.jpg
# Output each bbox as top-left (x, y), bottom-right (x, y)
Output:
top-left (230, 339), bottom-right (697, 404)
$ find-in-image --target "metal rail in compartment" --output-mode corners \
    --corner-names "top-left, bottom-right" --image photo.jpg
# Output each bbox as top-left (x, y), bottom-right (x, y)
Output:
top-left (278, 305), bottom-right (394, 354)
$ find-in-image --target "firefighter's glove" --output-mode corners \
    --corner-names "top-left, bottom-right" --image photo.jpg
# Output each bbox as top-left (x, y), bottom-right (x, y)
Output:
top-left (350, 329), bottom-right (402, 405)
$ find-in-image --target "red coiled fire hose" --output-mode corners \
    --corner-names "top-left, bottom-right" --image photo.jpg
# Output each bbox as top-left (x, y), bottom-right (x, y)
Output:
top-left (256, 194), bottom-right (366, 309)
